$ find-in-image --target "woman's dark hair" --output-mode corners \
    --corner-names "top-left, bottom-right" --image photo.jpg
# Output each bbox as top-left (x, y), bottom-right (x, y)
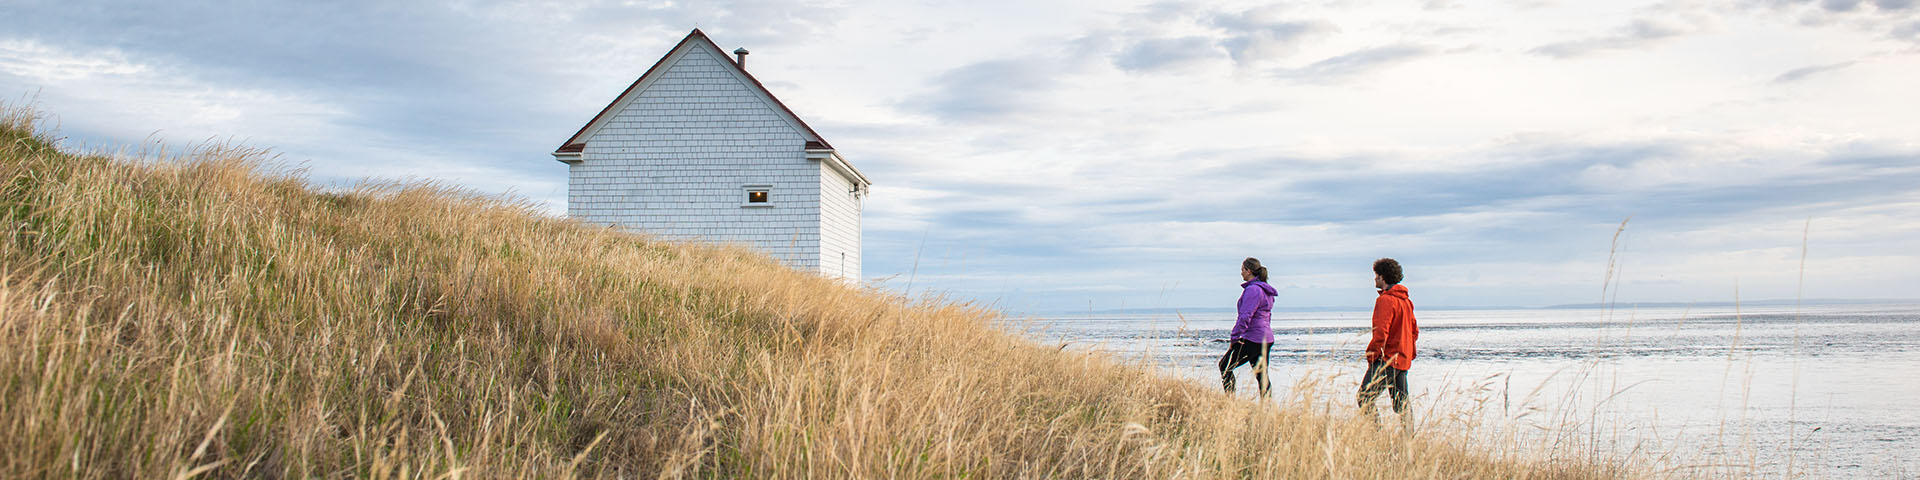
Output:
top-left (1242, 257), bottom-right (1269, 282)
top-left (1373, 258), bottom-right (1403, 285)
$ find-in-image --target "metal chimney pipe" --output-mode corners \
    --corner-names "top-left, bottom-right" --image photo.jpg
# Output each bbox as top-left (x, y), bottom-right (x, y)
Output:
top-left (733, 47), bottom-right (749, 69)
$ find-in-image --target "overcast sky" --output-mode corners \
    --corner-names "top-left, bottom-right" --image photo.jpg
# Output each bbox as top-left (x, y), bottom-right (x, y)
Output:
top-left (4, 0), bottom-right (1917, 312)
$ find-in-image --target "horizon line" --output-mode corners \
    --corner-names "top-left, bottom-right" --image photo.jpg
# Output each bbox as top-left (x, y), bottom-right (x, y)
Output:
top-left (1012, 298), bottom-right (1920, 316)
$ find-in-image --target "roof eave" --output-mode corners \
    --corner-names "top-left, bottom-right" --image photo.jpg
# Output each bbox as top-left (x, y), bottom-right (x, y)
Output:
top-left (806, 148), bottom-right (871, 190)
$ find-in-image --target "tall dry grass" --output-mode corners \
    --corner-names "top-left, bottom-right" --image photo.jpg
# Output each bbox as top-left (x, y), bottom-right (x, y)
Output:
top-left (0, 103), bottom-right (1626, 478)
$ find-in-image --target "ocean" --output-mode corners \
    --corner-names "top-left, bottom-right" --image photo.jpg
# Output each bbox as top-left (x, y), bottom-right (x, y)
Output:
top-left (1010, 303), bottom-right (1920, 477)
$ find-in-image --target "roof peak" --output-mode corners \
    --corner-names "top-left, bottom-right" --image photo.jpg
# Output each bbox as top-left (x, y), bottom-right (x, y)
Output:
top-left (552, 28), bottom-right (837, 154)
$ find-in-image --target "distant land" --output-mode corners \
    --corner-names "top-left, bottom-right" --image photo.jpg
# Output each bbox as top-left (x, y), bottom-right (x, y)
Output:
top-left (1539, 298), bottom-right (1920, 309)
top-left (1032, 298), bottom-right (1920, 316)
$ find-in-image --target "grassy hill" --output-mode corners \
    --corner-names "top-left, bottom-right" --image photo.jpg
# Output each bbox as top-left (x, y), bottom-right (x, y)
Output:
top-left (0, 104), bottom-right (1621, 478)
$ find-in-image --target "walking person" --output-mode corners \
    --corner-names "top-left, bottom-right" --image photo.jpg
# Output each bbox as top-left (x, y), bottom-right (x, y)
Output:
top-left (1358, 258), bottom-right (1418, 427)
top-left (1220, 257), bottom-right (1278, 399)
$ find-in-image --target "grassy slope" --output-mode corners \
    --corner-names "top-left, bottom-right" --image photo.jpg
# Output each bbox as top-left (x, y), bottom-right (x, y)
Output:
top-left (0, 106), bottom-right (1619, 478)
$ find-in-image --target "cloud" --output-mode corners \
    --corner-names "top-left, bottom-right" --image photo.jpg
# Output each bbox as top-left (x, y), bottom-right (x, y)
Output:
top-left (1745, 0), bottom-right (1918, 13)
top-left (0, 0), bottom-right (855, 202)
top-left (0, 40), bottom-right (147, 81)
top-left (1771, 60), bottom-right (1858, 83)
top-left (1825, 0), bottom-right (1866, 11)
top-left (561, 0), bottom-right (845, 46)
top-left (1746, 0), bottom-right (1920, 14)
top-left (1241, 135), bottom-right (1886, 232)
top-left (1530, 15), bottom-right (1704, 58)
top-left (1112, 36), bottom-right (1219, 72)
top-left (896, 58), bottom-right (1063, 123)
top-left (864, 133), bottom-right (1920, 310)
top-left (0, 40), bottom-right (344, 145)
top-left (0, 38), bottom-right (572, 206)
top-left (0, 0), bottom-right (850, 138)
top-left (1081, 4), bottom-right (1338, 74)
top-left (860, 124), bottom-right (1920, 307)
top-left (5, 0), bottom-right (1916, 311)
top-left (1209, 7), bottom-right (1338, 66)
top-left (1738, 0), bottom-right (1920, 42)
top-left (1273, 45), bottom-right (1435, 84)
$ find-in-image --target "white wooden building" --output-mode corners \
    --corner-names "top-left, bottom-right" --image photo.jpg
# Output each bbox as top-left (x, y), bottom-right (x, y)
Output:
top-left (552, 29), bottom-right (870, 281)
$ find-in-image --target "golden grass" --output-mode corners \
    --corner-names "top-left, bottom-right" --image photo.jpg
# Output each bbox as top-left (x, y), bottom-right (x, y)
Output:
top-left (0, 103), bottom-right (1629, 478)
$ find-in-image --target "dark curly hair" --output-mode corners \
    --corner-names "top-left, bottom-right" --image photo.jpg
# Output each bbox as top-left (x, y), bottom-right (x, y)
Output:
top-left (1373, 258), bottom-right (1403, 286)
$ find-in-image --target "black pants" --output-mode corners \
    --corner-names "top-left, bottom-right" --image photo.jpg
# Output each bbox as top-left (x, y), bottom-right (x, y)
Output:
top-left (1357, 360), bottom-right (1410, 420)
top-left (1218, 340), bottom-right (1272, 398)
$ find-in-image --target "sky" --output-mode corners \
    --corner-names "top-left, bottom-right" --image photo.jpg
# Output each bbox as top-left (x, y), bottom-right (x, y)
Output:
top-left (3, 0), bottom-right (1917, 313)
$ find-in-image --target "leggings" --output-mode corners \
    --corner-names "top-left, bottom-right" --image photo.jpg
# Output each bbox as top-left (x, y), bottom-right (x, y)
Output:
top-left (1218, 340), bottom-right (1272, 398)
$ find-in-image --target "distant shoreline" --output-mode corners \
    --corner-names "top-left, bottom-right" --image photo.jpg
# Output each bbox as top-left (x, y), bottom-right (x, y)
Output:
top-left (1024, 298), bottom-right (1920, 316)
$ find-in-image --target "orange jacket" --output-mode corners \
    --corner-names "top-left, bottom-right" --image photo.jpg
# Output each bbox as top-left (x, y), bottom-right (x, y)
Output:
top-left (1365, 284), bottom-right (1419, 370)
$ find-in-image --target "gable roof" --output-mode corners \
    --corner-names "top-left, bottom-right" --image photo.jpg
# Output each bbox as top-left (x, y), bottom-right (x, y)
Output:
top-left (552, 28), bottom-right (835, 154)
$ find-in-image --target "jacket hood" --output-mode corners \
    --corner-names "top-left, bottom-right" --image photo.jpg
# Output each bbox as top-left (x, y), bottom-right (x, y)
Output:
top-left (1380, 284), bottom-right (1409, 300)
top-left (1242, 280), bottom-right (1278, 296)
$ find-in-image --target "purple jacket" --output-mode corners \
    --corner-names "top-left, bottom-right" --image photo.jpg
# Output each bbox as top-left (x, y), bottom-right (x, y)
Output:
top-left (1232, 280), bottom-right (1278, 343)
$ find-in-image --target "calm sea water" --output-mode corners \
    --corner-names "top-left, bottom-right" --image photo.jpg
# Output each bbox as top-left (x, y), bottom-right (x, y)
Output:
top-left (1008, 304), bottom-right (1920, 478)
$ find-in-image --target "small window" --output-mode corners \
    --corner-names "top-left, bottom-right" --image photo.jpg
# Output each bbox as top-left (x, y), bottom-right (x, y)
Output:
top-left (742, 185), bottom-right (773, 207)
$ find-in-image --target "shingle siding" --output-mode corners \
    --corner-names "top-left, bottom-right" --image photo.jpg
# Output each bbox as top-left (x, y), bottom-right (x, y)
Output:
top-left (818, 161), bottom-right (862, 280)
top-left (567, 46), bottom-right (828, 271)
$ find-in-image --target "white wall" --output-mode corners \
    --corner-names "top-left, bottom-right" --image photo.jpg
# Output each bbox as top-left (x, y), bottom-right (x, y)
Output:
top-left (566, 46), bottom-right (823, 269)
top-left (817, 161), bottom-right (862, 281)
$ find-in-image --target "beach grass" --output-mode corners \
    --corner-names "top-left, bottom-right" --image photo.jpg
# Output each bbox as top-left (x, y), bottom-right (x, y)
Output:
top-left (0, 102), bottom-right (1630, 478)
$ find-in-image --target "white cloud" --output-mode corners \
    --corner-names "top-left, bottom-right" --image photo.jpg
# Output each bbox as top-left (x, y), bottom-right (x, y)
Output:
top-left (1210, 7), bottom-right (1339, 66)
top-left (0, 40), bottom-right (147, 81)
top-left (4, 0), bottom-right (1918, 310)
top-left (0, 39), bottom-right (562, 210)
top-left (1272, 44), bottom-right (1435, 83)
top-left (1771, 60), bottom-right (1858, 83)
top-left (1530, 6), bottom-right (1718, 58)
top-left (0, 40), bottom-right (345, 148)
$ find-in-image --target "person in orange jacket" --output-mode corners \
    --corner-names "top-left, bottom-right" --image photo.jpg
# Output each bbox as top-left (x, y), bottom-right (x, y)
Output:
top-left (1359, 258), bottom-right (1418, 425)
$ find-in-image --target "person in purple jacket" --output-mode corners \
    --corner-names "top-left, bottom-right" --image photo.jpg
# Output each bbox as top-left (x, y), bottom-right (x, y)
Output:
top-left (1221, 257), bottom-right (1278, 398)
